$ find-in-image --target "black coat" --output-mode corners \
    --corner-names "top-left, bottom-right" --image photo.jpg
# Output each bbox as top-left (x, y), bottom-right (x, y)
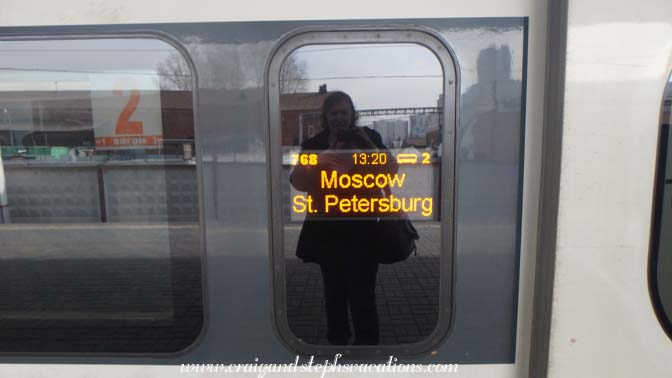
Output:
top-left (290, 127), bottom-right (388, 263)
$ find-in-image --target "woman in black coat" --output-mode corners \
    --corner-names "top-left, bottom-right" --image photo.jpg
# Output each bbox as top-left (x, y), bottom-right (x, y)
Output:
top-left (290, 91), bottom-right (398, 345)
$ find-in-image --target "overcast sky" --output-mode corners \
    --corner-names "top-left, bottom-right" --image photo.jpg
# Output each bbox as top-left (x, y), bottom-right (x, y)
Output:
top-left (0, 39), bottom-right (173, 91)
top-left (289, 43), bottom-right (443, 111)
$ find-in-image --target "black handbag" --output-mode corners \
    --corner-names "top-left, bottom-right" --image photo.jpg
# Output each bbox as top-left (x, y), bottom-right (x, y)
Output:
top-left (374, 212), bottom-right (419, 264)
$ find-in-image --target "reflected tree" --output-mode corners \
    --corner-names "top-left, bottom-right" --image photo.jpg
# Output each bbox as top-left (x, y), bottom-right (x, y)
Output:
top-left (158, 51), bottom-right (192, 91)
top-left (280, 55), bottom-right (307, 93)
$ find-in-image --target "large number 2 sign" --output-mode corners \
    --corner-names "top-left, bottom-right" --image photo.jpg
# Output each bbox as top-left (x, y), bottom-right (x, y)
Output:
top-left (92, 75), bottom-right (163, 150)
top-left (113, 89), bottom-right (144, 135)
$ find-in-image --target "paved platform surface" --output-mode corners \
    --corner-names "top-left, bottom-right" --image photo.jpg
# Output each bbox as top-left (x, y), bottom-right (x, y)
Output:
top-left (0, 222), bottom-right (444, 349)
top-left (0, 224), bottom-right (203, 352)
top-left (284, 223), bottom-right (442, 345)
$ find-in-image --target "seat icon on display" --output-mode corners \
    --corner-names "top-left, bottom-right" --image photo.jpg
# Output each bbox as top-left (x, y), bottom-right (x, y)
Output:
top-left (396, 153), bottom-right (418, 164)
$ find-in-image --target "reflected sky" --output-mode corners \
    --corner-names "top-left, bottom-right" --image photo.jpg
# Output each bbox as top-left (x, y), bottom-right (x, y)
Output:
top-left (290, 44), bottom-right (443, 109)
top-left (283, 28), bottom-right (524, 110)
top-left (0, 39), bottom-right (179, 91)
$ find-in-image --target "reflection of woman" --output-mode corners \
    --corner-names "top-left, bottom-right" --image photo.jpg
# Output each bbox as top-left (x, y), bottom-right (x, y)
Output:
top-left (290, 91), bottom-right (398, 345)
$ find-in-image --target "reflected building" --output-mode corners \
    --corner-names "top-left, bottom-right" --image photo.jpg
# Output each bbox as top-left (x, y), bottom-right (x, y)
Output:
top-left (409, 112), bottom-right (440, 137)
top-left (460, 45), bottom-right (522, 161)
top-left (0, 90), bottom-right (194, 157)
top-left (372, 118), bottom-right (408, 148)
top-left (279, 85), bottom-right (331, 147)
top-left (407, 112), bottom-right (440, 148)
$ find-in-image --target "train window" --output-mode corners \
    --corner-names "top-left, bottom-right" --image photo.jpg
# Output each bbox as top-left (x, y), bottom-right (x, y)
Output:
top-left (0, 37), bottom-right (203, 353)
top-left (268, 30), bottom-right (457, 356)
top-left (651, 74), bottom-right (672, 339)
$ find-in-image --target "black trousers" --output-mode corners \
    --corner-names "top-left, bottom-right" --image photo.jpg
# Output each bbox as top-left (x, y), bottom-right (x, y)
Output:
top-left (319, 258), bottom-right (379, 345)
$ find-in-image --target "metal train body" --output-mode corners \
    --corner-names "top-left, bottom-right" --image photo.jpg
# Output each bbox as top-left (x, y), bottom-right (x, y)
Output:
top-left (0, 0), bottom-right (670, 377)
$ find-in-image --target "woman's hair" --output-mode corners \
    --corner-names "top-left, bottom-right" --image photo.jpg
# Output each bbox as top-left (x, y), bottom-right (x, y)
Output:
top-left (321, 91), bottom-right (358, 129)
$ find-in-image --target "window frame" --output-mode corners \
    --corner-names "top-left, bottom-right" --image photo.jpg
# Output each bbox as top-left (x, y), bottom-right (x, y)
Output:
top-left (0, 32), bottom-right (208, 356)
top-left (266, 26), bottom-right (459, 357)
top-left (649, 81), bottom-right (672, 340)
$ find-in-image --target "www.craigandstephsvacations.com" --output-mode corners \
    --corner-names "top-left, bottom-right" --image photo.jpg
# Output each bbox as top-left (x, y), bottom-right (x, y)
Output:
top-left (180, 355), bottom-right (459, 377)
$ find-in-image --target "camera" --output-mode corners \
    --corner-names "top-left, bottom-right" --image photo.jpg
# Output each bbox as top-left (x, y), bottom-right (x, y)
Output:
top-left (336, 128), bottom-right (358, 142)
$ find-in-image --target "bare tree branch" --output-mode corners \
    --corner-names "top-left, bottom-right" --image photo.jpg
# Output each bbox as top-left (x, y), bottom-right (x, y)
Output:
top-left (280, 55), bottom-right (307, 93)
top-left (157, 51), bottom-right (192, 91)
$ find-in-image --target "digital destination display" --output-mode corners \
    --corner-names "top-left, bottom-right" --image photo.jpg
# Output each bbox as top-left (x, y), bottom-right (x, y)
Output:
top-left (288, 149), bottom-right (439, 221)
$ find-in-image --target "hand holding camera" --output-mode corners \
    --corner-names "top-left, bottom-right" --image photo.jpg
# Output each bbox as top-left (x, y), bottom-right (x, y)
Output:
top-left (331, 126), bottom-right (377, 150)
